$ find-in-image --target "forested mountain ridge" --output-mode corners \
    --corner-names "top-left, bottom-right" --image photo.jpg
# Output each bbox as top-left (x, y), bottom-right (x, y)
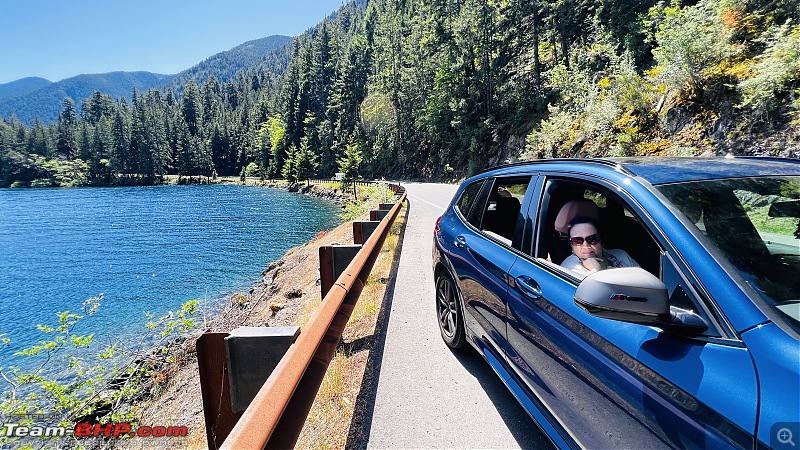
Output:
top-left (0, 72), bottom-right (173, 125)
top-left (0, 35), bottom-right (293, 127)
top-left (1, 0), bottom-right (798, 188)
top-left (165, 35), bottom-right (292, 91)
top-left (0, 77), bottom-right (53, 102)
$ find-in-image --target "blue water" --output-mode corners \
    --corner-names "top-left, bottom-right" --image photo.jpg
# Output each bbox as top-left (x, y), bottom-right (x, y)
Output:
top-left (0, 184), bottom-right (341, 371)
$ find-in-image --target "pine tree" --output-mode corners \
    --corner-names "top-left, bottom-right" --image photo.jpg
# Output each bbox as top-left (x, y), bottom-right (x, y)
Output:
top-left (56, 98), bottom-right (79, 159)
top-left (295, 135), bottom-right (320, 185)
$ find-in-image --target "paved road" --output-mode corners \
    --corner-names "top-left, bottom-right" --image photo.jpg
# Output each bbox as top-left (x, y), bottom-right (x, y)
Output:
top-left (363, 182), bottom-right (552, 449)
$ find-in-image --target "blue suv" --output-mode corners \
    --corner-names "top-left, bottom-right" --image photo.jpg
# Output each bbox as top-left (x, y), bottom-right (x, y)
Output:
top-left (432, 157), bottom-right (800, 449)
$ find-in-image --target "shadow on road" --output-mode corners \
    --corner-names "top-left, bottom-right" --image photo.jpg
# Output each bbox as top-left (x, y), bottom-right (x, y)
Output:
top-left (448, 345), bottom-right (555, 449)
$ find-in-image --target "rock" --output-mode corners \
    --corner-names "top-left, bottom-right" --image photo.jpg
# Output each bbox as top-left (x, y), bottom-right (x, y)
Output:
top-left (231, 293), bottom-right (250, 307)
top-left (284, 288), bottom-right (304, 299)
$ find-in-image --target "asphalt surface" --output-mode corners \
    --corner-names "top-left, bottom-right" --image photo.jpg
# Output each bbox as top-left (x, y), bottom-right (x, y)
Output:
top-left (362, 182), bottom-right (553, 450)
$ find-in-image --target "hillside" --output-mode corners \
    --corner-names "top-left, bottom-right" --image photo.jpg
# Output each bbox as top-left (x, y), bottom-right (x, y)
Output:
top-left (0, 35), bottom-right (293, 126)
top-left (0, 72), bottom-right (173, 125)
top-left (0, 77), bottom-right (52, 101)
top-left (1, 0), bottom-right (798, 189)
top-left (165, 35), bottom-right (292, 91)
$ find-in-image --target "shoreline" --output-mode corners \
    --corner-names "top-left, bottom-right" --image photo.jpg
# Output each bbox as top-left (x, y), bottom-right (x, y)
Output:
top-left (0, 180), bottom-right (364, 450)
top-left (117, 181), bottom-right (391, 448)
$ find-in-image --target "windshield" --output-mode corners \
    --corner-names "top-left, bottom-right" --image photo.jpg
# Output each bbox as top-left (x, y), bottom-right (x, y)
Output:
top-left (657, 176), bottom-right (800, 332)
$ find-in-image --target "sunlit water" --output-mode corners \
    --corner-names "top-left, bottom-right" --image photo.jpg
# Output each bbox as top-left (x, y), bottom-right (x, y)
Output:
top-left (0, 184), bottom-right (341, 374)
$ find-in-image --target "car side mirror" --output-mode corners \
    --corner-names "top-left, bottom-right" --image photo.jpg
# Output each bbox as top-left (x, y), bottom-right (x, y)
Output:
top-left (574, 267), bottom-right (708, 336)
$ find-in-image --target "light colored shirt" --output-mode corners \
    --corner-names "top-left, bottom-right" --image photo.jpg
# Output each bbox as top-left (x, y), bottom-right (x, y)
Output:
top-left (561, 248), bottom-right (639, 277)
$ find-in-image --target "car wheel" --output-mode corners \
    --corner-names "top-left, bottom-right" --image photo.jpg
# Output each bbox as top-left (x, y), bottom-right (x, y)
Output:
top-left (436, 271), bottom-right (466, 348)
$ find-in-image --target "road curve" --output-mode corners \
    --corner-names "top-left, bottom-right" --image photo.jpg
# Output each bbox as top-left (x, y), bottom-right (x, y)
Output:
top-left (363, 182), bottom-right (552, 449)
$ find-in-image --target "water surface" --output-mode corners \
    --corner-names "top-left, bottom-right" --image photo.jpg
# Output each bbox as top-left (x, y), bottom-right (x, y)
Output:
top-left (0, 184), bottom-right (341, 370)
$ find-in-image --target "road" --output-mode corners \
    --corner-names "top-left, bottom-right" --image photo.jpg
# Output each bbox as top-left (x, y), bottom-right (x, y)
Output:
top-left (362, 182), bottom-right (553, 449)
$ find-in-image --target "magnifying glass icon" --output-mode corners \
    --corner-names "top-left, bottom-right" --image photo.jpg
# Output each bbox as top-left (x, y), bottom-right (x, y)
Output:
top-left (778, 428), bottom-right (796, 447)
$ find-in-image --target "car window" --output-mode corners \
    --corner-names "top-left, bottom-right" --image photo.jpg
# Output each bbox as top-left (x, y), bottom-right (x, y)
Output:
top-left (477, 177), bottom-right (531, 246)
top-left (658, 176), bottom-right (800, 332)
top-left (455, 180), bottom-right (484, 224)
top-left (661, 253), bottom-right (723, 337)
top-left (533, 178), bottom-right (726, 337)
top-left (535, 179), bottom-right (661, 276)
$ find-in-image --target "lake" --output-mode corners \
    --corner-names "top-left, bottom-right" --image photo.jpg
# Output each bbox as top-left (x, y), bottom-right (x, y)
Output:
top-left (0, 184), bottom-right (341, 372)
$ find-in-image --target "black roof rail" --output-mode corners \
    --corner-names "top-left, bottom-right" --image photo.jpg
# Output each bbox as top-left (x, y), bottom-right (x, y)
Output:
top-left (483, 157), bottom-right (636, 176)
top-left (734, 155), bottom-right (800, 163)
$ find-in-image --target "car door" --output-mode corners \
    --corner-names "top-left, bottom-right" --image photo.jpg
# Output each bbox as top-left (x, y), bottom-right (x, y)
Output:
top-left (504, 174), bottom-right (758, 449)
top-left (444, 176), bottom-right (534, 360)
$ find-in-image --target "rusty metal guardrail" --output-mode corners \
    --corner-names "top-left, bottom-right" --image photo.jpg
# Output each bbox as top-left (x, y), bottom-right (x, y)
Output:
top-left (215, 183), bottom-right (406, 449)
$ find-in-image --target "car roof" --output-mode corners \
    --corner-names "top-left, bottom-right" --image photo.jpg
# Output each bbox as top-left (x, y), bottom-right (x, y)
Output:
top-left (486, 156), bottom-right (800, 185)
top-left (614, 156), bottom-right (800, 184)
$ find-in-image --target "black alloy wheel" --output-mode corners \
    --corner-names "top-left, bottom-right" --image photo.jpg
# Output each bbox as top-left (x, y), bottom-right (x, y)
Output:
top-left (436, 271), bottom-right (466, 348)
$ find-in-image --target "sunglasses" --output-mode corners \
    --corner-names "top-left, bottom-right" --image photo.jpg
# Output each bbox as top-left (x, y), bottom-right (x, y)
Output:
top-left (569, 234), bottom-right (601, 246)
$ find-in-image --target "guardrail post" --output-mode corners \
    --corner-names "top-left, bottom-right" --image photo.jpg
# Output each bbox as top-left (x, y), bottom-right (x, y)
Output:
top-left (370, 209), bottom-right (390, 221)
top-left (198, 327), bottom-right (301, 449)
top-left (353, 221), bottom-right (380, 245)
top-left (319, 244), bottom-right (362, 298)
top-left (226, 326), bottom-right (301, 413)
top-left (197, 332), bottom-right (240, 450)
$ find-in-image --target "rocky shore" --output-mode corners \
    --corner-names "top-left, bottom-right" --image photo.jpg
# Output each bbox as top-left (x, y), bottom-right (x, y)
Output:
top-left (118, 181), bottom-right (391, 449)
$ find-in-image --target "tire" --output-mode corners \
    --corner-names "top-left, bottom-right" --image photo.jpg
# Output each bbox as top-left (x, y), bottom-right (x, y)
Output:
top-left (436, 271), bottom-right (466, 349)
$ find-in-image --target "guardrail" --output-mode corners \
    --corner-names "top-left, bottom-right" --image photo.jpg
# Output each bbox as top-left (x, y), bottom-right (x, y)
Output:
top-left (201, 183), bottom-right (406, 449)
top-left (307, 179), bottom-right (382, 187)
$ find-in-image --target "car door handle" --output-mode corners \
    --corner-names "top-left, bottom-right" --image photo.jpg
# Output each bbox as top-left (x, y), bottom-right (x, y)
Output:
top-left (515, 276), bottom-right (542, 299)
top-left (454, 236), bottom-right (466, 248)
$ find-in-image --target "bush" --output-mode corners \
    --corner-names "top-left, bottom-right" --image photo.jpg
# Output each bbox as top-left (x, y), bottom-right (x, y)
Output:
top-left (738, 24), bottom-right (800, 120)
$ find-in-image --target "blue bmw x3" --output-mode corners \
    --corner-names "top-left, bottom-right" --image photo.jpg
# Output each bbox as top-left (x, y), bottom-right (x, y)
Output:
top-left (432, 157), bottom-right (800, 449)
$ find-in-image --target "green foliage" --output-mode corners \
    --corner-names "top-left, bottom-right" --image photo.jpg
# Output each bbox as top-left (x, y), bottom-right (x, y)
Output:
top-left (738, 24), bottom-right (800, 120)
top-left (337, 138), bottom-right (363, 185)
top-left (647, 0), bottom-right (734, 93)
top-left (242, 161), bottom-right (260, 178)
top-left (0, 297), bottom-right (201, 448)
top-left (294, 136), bottom-right (321, 184)
top-left (338, 183), bottom-right (395, 221)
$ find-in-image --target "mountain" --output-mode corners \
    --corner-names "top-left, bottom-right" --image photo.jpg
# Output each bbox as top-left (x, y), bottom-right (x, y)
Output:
top-left (0, 77), bottom-right (53, 102)
top-left (0, 35), bottom-right (293, 125)
top-left (165, 35), bottom-right (292, 90)
top-left (0, 72), bottom-right (173, 125)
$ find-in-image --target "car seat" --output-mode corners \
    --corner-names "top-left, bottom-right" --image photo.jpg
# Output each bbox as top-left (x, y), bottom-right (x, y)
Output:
top-left (483, 196), bottom-right (521, 240)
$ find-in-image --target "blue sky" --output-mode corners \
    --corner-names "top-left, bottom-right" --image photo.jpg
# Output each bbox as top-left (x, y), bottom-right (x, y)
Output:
top-left (0, 0), bottom-right (345, 84)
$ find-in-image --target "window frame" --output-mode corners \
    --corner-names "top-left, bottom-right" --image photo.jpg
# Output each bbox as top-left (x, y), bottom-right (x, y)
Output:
top-left (526, 174), bottom-right (734, 340)
top-left (455, 175), bottom-right (537, 252)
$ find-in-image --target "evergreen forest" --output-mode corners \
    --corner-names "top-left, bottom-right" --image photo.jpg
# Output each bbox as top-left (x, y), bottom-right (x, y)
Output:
top-left (0, 0), bottom-right (798, 188)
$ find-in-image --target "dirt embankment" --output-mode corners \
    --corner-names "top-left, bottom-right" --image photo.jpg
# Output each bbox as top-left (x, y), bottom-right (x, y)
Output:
top-left (119, 182), bottom-right (384, 449)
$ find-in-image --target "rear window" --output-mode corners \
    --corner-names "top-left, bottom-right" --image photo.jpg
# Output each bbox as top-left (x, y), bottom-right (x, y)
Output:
top-left (456, 180), bottom-right (483, 220)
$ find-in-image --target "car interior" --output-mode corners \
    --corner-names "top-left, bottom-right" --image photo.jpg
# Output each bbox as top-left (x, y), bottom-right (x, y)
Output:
top-left (536, 180), bottom-right (661, 277)
top-left (479, 181), bottom-right (527, 243)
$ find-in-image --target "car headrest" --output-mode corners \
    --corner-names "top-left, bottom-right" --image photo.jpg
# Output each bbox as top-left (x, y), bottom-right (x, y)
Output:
top-left (554, 198), bottom-right (599, 233)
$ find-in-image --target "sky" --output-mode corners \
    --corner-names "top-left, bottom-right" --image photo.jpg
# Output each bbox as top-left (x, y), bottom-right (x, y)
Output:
top-left (0, 0), bottom-right (346, 84)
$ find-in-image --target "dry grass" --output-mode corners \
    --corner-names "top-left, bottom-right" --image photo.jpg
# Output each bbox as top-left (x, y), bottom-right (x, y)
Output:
top-left (295, 202), bottom-right (407, 450)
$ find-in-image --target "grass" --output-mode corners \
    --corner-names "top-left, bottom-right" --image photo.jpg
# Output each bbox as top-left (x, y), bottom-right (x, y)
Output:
top-left (295, 201), bottom-right (407, 450)
top-left (745, 205), bottom-right (800, 236)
